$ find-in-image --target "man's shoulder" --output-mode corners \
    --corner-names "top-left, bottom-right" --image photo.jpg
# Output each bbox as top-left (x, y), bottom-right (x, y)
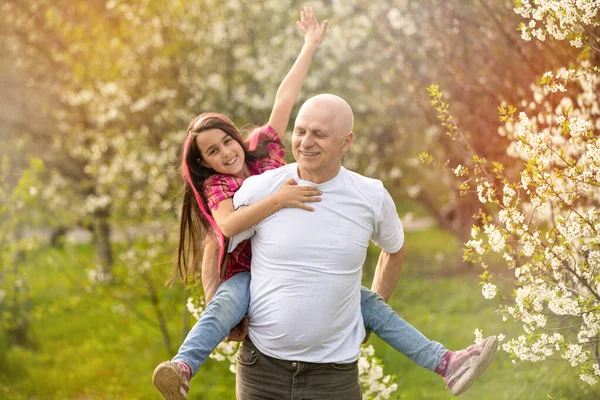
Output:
top-left (245, 163), bottom-right (293, 185)
top-left (340, 168), bottom-right (389, 213)
top-left (342, 168), bottom-right (385, 192)
top-left (233, 165), bottom-right (292, 207)
top-left (238, 164), bottom-right (293, 198)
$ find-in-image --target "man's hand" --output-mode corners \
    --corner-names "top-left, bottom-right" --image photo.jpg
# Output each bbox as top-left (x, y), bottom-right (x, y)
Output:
top-left (362, 329), bottom-right (372, 344)
top-left (226, 316), bottom-right (249, 342)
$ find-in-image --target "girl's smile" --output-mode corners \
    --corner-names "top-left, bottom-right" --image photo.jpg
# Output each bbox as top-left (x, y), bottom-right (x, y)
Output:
top-left (195, 129), bottom-right (250, 178)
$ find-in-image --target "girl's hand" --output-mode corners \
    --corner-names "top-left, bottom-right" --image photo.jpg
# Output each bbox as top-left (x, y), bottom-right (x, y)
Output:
top-left (276, 178), bottom-right (322, 211)
top-left (296, 6), bottom-right (328, 50)
top-left (226, 316), bottom-right (248, 342)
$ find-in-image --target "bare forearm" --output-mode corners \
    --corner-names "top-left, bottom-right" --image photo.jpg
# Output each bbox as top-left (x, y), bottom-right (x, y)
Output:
top-left (276, 44), bottom-right (317, 103)
top-left (371, 245), bottom-right (406, 302)
top-left (268, 44), bottom-right (317, 136)
top-left (201, 236), bottom-right (220, 303)
top-left (216, 195), bottom-right (282, 238)
top-left (268, 8), bottom-right (327, 137)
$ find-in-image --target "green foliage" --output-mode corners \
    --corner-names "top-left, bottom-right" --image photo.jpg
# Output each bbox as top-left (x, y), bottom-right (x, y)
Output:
top-left (0, 229), bottom-right (593, 400)
top-left (1, 234), bottom-right (597, 399)
top-left (0, 157), bottom-right (47, 346)
top-left (418, 152), bottom-right (433, 165)
top-left (498, 104), bottom-right (516, 123)
top-left (0, 243), bottom-right (194, 399)
top-left (0, 0), bottom-right (597, 397)
top-left (371, 266), bottom-right (596, 400)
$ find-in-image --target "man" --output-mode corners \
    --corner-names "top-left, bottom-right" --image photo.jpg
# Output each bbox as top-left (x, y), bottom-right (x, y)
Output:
top-left (229, 94), bottom-right (496, 399)
top-left (228, 93), bottom-right (405, 399)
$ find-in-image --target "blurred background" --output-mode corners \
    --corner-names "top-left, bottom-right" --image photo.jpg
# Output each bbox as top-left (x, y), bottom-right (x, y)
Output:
top-left (0, 0), bottom-right (596, 398)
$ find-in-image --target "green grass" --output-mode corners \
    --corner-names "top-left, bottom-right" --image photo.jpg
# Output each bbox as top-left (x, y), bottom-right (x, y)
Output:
top-left (0, 229), bottom-right (597, 399)
top-left (370, 273), bottom-right (596, 399)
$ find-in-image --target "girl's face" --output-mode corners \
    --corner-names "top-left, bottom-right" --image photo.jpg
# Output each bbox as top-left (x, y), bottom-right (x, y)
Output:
top-left (195, 128), bottom-right (248, 177)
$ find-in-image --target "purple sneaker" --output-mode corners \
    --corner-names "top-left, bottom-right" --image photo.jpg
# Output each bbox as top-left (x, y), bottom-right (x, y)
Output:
top-left (152, 361), bottom-right (191, 400)
top-left (437, 336), bottom-right (498, 396)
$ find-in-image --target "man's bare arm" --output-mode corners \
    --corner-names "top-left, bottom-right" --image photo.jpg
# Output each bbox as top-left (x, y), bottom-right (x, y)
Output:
top-left (201, 235), bottom-right (220, 304)
top-left (371, 245), bottom-right (406, 302)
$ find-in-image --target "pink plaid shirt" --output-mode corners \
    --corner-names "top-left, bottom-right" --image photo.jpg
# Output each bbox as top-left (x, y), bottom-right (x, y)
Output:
top-left (202, 125), bottom-right (285, 280)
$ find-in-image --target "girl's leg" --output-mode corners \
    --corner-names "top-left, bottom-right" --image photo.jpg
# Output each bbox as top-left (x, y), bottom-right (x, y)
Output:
top-left (360, 286), bottom-right (447, 372)
top-left (173, 271), bottom-right (251, 375)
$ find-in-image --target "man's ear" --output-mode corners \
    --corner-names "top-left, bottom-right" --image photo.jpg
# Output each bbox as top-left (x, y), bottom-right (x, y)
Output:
top-left (342, 131), bottom-right (354, 153)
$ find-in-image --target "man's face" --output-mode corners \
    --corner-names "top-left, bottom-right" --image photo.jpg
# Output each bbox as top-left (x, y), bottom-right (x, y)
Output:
top-left (292, 105), bottom-right (352, 182)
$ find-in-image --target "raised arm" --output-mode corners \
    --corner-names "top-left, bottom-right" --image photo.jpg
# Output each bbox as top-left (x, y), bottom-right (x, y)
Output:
top-left (211, 179), bottom-right (321, 238)
top-left (371, 245), bottom-right (406, 302)
top-left (268, 7), bottom-right (328, 138)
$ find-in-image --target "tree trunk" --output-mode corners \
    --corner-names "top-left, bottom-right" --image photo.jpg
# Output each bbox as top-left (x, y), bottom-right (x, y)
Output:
top-left (8, 228), bottom-right (31, 347)
top-left (94, 212), bottom-right (114, 274)
top-left (8, 266), bottom-right (30, 347)
top-left (49, 225), bottom-right (68, 247)
top-left (145, 273), bottom-right (173, 354)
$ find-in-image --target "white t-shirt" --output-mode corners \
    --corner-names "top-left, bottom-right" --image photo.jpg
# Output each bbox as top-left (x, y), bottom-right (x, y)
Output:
top-left (230, 163), bottom-right (404, 363)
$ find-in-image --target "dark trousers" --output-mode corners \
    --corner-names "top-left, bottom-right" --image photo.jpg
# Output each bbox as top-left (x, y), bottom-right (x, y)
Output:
top-left (236, 338), bottom-right (361, 400)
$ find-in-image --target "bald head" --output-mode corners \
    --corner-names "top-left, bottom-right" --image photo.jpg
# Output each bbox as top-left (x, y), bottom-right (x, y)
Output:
top-left (297, 94), bottom-right (354, 136)
top-left (292, 94), bottom-right (355, 183)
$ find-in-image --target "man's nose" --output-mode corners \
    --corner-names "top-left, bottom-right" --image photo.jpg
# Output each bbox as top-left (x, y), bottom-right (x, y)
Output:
top-left (301, 133), bottom-right (315, 147)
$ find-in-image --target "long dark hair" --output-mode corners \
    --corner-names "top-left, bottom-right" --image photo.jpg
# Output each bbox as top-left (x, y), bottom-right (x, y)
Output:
top-left (174, 112), bottom-right (274, 285)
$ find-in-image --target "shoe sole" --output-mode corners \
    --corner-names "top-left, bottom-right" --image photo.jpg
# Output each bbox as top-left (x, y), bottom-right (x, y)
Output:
top-left (452, 336), bottom-right (498, 396)
top-left (152, 362), bottom-right (187, 400)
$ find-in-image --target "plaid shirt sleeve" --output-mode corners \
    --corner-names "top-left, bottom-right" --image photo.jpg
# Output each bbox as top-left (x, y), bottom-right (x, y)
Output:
top-left (248, 125), bottom-right (286, 172)
top-left (202, 174), bottom-right (245, 210)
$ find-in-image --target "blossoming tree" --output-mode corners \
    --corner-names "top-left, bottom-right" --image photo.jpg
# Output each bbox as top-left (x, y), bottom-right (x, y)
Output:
top-left (2, 0), bottom-right (401, 396)
top-left (9, 0), bottom-right (594, 395)
top-left (427, 0), bottom-right (600, 385)
top-left (4, 0), bottom-right (579, 271)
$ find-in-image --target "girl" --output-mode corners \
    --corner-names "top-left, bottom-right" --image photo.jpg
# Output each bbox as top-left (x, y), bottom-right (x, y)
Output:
top-left (153, 8), bottom-right (497, 400)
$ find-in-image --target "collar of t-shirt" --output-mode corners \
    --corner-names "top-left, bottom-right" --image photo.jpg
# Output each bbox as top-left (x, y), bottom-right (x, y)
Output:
top-left (291, 163), bottom-right (344, 192)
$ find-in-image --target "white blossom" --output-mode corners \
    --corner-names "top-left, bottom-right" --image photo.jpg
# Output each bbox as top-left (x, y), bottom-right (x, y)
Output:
top-left (474, 328), bottom-right (484, 344)
top-left (482, 283), bottom-right (498, 300)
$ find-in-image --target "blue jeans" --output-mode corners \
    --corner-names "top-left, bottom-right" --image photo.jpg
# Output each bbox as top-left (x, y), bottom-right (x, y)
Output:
top-left (173, 272), bottom-right (251, 374)
top-left (174, 273), bottom-right (446, 375)
top-left (360, 287), bottom-right (447, 372)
